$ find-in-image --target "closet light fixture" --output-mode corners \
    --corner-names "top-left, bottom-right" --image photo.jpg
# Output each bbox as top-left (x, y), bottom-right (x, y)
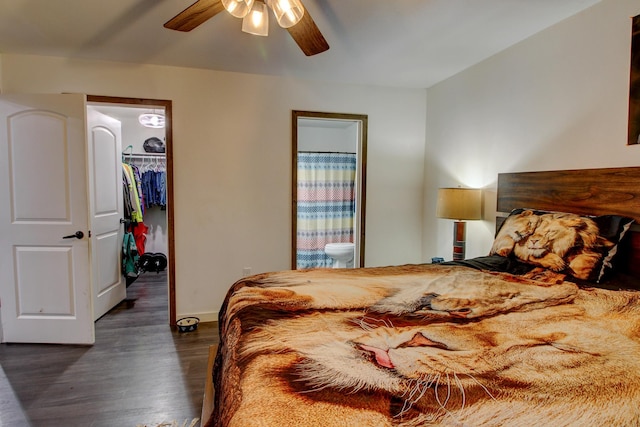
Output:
top-left (138, 112), bottom-right (165, 129)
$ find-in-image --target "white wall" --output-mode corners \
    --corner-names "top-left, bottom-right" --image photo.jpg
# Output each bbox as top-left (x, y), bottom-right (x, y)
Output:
top-left (298, 121), bottom-right (358, 153)
top-left (424, 0), bottom-right (640, 263)
top-left (0, 54), bottom-right (427, 321)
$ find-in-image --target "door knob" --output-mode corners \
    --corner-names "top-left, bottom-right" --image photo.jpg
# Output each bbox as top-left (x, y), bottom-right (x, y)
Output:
top-left (62, 231), bottom-right (84, 239)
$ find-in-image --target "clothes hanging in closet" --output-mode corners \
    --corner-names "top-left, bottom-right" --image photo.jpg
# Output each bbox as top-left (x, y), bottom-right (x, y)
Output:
top-left (122, 161), bottom-right (148, 259)
top-left (140, 167), bottom-right (167, 209)
top-left (124, 155), bottom-right (167, 210)
top-left (122, 163), bottom-right (144, 222)
top-left (121, 155), bottom-right (166, 259)
top-left (132, 221), bottom-right (148, 256)
top-left (122, 231), bottom-right (139, 278)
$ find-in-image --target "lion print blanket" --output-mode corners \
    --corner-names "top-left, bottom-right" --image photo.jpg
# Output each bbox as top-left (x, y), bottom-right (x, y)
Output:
top-left (206, 264), bottom-right (640, 427)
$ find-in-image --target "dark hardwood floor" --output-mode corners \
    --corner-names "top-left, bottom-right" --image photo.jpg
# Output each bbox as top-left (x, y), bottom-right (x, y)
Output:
top-left (0, 270), bottom-right (219, 427)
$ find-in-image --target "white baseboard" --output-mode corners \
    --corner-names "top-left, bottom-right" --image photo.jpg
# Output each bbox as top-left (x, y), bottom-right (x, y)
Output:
top-left (176, 310), bottom-right (219, 323)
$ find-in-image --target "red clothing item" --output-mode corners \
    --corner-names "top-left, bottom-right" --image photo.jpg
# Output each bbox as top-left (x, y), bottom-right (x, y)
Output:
top-left (132, 222), bottom-right (148, 256)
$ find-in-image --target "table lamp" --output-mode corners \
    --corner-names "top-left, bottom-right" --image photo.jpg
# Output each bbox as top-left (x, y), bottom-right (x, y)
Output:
top-left (436, 187), bottom-right (482, 261)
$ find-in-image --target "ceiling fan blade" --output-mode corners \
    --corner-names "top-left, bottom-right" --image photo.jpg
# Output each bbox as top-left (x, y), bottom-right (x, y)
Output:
top-left (286, 6), bottom-right (329, 56)
top-left (164, 0), bottom-right (226, 32)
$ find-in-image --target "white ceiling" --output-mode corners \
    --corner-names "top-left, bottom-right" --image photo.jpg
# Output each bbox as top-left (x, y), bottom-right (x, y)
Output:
top-left (0, 0), bottom-right (600, 89)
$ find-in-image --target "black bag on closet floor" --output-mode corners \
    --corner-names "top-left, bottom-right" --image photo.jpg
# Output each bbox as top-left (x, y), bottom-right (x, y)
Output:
top-left (139, 252), bottom-right (167, 273)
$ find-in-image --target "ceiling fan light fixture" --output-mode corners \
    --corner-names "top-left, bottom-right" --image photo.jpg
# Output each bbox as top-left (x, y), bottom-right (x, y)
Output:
top-left (242, 1), bottom-right (269, 36)
top-left (222, 0), bottom-right (255, 18)
top-left (268, 0), bottom-right (304, 28)
top-left (138, 113), bottom-right (165, 129)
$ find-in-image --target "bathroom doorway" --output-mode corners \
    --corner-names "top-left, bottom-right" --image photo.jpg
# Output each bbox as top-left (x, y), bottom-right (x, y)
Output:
top-left (87, 95), bottom-right (176, 326)
top-left (291, 111), bottom-right (368, 270)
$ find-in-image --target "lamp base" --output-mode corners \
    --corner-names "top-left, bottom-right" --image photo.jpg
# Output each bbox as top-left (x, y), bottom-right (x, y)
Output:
top-left (452, 221), bottom-right (466, 261)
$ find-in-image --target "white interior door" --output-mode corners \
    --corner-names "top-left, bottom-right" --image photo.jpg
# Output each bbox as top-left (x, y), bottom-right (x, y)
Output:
top-left (0, 93), bottom-right (94, 344)
top-left (87, 108), bottom-right (125, 320)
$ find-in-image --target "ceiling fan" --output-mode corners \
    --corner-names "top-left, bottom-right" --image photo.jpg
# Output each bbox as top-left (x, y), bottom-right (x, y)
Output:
top-left (164, 0), bottom-right (330, 56)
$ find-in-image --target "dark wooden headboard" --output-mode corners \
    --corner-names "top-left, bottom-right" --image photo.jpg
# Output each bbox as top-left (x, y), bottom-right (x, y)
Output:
top-left (496, 167), bottom-right (640, 278)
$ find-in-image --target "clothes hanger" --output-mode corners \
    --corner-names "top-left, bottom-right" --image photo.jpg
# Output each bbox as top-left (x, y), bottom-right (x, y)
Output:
top-left (122, 145), bottom-right (134, 162)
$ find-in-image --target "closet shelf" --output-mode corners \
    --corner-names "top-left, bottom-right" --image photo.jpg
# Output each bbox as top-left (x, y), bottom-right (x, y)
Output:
top-left (123, 153), bottom-right (166, 163)
top-left (125, 153), bottom-right (166, 158)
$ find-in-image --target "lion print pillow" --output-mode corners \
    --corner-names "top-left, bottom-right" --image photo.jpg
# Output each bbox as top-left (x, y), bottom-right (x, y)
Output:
top-left (490, 208), bottom-right (634, 283)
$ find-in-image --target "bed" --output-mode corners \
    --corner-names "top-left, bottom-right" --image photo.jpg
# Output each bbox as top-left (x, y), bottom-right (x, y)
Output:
top-left (203, 166), bottom-right (640, 427)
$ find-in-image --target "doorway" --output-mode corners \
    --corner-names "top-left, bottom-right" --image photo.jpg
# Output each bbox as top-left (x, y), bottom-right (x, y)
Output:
top-left (291, 111), bottom-right (368, 270)
top-left (87, 95), bottom-right (176, 326)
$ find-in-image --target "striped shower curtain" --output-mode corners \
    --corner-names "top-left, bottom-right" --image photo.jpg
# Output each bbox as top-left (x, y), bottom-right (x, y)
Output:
top-left (297, 152), bottom-right (356, 269)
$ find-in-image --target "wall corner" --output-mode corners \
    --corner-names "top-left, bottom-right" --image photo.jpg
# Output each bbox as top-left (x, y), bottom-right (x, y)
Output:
top-left (0, 53), bottom-right (3, 94)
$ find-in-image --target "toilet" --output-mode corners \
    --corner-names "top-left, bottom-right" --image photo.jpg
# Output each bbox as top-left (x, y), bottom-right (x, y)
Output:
top-left (324, 242), bottom-right (355, 268)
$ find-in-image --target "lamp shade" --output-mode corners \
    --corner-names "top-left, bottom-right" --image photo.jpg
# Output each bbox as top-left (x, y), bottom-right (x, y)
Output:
top-left (268, 0), bottom-right (304, 28)
top-left (436, 188), bottom-right (482, 220)
top-left (242, 1), bottom-right (269, 36)
top-left (222, 0), bottom-right (254, 18)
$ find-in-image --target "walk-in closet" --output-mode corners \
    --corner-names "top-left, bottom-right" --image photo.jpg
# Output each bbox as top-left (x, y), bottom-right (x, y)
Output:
top-left (89, 103), bottom-right (170, 321)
